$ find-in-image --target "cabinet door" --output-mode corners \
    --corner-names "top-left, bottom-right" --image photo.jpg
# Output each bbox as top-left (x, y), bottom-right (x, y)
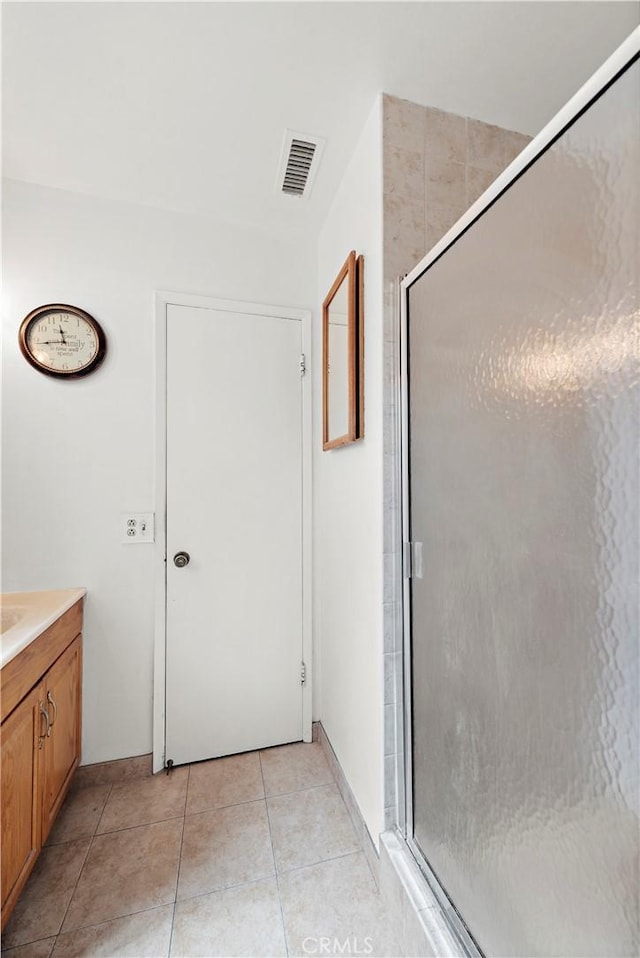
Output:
top-left (1, 683), bottom-right (43, 922)
top-left (41, 636), bottom-right (82, 843)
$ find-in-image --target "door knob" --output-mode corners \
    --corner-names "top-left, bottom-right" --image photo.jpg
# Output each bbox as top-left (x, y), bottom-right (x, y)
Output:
top-left (173, 551), bottom-right (190, 568)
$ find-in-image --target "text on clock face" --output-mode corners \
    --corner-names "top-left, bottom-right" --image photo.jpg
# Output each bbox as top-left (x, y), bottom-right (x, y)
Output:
top-left (27, 311), bottom-right (99, 369)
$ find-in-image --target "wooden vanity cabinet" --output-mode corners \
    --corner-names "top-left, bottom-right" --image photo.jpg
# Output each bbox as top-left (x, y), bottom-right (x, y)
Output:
top-left (0, 684), bottom-right (42, 920)
top-left (1, 601), bottom-right (82, 929)
top-left (40, 636), bottom-right (82, 843)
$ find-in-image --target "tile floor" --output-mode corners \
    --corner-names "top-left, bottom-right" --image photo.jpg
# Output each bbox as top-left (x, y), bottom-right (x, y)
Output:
top-left (2, 743), bottom-right (398, 958)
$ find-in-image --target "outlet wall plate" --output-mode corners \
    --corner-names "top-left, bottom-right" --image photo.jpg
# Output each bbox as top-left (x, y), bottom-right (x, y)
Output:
top-left (122, 513), bottom-right (155, 544)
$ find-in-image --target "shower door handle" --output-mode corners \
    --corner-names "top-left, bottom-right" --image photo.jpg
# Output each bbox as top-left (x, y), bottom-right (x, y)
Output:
top-left (403, 541), bottom-right (424, 579)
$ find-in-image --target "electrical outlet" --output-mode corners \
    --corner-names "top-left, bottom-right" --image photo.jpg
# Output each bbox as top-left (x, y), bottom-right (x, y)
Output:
top-left (122, 513), bottom-right (155, 544)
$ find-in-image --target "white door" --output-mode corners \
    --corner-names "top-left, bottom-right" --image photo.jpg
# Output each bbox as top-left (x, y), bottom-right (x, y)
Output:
top-left (164, 302), bottom-right (305, 766)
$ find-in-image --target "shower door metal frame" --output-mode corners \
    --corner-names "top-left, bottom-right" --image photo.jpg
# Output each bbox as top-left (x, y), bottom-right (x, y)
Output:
top-left (397, 27), bottom-right (640, 956)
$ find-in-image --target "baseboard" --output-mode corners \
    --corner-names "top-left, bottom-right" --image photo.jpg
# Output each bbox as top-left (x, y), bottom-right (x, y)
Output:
top-left (315, 721), bottom-right (380, 885)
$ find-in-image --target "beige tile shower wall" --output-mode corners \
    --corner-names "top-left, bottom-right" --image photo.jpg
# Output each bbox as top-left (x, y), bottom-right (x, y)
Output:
top-left (381, 94), bottom-right (531, 829)
top-left (383, 94), bottom-right (531, 281)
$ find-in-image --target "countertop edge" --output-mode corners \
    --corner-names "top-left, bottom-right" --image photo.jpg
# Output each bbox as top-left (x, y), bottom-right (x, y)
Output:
top-left (1, 588), bottom-right (87, 669)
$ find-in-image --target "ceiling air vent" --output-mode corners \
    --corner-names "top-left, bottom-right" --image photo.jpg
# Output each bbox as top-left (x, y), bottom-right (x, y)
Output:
top-left (276, 129), bottom-right (325, 200)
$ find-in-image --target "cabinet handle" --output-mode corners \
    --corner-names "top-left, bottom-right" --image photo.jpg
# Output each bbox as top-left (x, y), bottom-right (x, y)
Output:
top-left (39, 702), bottom-right (50, 748)
top-left (46, 691), bottom-right (57, 732)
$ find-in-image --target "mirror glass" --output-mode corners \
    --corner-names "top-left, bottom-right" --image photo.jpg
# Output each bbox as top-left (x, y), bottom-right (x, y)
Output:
top-left (327, 276), bottom-right (349, 440)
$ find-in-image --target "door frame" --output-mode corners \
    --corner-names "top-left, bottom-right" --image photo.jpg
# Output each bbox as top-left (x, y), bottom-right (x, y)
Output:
top-left (152, 290), bottom-right (313, 773)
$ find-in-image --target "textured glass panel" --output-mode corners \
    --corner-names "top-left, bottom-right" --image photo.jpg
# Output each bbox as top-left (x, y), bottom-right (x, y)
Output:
top-left (408, 61), bottom-right (639, 958)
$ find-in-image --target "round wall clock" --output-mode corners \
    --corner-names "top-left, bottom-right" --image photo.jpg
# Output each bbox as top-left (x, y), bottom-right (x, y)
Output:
top-left (19, 304), bottom-right (107, 379)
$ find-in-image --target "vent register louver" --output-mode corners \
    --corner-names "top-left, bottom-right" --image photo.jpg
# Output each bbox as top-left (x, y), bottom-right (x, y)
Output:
top-left (277, 130), bottom-right (325, 200)
top-left (282, 140), bottom-right (316, 195)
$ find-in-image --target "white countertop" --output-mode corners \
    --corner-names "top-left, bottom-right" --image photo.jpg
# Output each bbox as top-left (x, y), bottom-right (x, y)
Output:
top-left (1, 589), bottom-right (87, 669)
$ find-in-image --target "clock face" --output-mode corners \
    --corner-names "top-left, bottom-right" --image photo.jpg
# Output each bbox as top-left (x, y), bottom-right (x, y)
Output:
top-left (19, 305), bottom-right (106, 378)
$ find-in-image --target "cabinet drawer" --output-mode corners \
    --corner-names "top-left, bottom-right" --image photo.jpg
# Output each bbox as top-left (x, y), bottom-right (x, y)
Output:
top-left (1, 601), bottom-right (82, 723)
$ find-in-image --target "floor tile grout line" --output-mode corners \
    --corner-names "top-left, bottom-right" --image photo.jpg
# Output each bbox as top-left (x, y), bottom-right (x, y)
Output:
top-left (263, 779), bottom-right (338, 803)
top-left (172, 872), bottom-right (283, 908)
top-left (45, 901), bottom-right (177, 944)
top-left (167, 900), bottom-right (177, 958)
top-left (3, 932), bottom-right (54, 946)
top-left (186, 771), bottom-right (335, 813)
top-left (45, 781), bottom-right (113, 848)
top-left (92, 781), bottom-right (114, 837)
top-left (276, 848), bottom-right (363, 878)
top-left (167, 765), bottom-right (191, 957)
top-left (92, 811), bottom-right (186, 837)
top-left (182, 764), bottom-right (191, 817)
top-left (260, 751), bottom-right (290, 958)
top-left (169, 812), bottom-right (188, 956)
top-left (1, 932), bottom-right (57, 954)
top-left (183, 779), bottom-right (341, 821)
top-left (54, 782), bottom-right (113, 940)
top-left (185, 793), bottom-right (266, 817)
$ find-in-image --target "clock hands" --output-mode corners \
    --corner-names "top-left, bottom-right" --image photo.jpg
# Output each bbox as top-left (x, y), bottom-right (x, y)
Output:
top-left (35, 324), bottom-right (68, 347)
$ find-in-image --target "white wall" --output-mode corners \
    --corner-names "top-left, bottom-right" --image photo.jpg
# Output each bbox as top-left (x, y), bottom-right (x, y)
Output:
top-left (315, 99), bottom-right (385, 846)
top-left (2, 178), bottom-right (315, 764)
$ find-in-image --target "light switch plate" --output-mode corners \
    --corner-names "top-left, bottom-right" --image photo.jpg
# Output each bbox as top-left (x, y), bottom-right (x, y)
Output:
top-left (122, 513), bottom-right (155, 544)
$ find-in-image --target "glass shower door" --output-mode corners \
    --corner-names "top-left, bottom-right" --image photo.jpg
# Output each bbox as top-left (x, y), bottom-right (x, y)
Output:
top-left (405, 56), bottom-right (639, 957)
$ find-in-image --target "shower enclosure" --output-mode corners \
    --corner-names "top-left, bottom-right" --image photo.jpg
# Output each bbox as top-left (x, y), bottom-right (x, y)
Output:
top-left (401, 34), bottom-right (639, 958)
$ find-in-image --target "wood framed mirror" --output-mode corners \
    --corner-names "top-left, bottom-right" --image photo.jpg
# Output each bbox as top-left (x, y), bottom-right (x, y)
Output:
top-left (322, 251), bottom-right (364, 450)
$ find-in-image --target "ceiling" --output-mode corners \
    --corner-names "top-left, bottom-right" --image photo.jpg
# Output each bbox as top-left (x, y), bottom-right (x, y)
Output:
top-left (3, 2), bottom-right (638, 236)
